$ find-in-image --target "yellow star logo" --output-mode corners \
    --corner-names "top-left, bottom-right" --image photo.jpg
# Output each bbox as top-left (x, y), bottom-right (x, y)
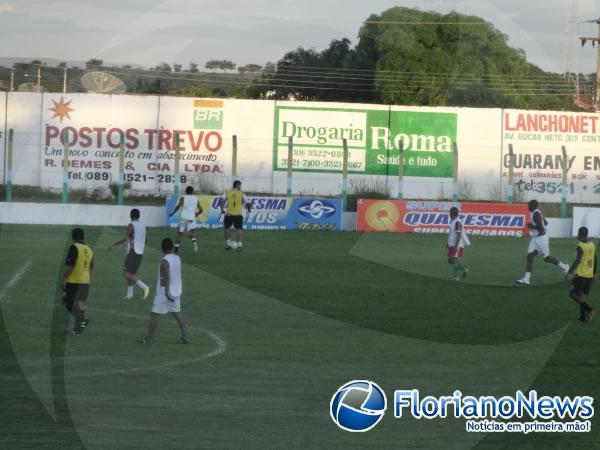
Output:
top-left (49, 97), bottom-right (74, 122)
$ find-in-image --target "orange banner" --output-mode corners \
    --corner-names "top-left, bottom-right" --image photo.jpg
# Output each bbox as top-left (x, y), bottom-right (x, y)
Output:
top-left (357, 200), bottom-right (530, 237)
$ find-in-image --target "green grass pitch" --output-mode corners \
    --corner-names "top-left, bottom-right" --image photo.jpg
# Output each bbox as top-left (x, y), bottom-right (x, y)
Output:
top-left (0, 225), bottom-right (599, 449)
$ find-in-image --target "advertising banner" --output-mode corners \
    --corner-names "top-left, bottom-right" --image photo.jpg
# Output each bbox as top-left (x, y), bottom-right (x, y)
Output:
top-left (503, 109), bottom-right (600, 203)
top-left (357, 200), bottom-right (530, 237)
top-left (166, 195), bottom-right (342, 231)
top-left (273, 105), bottom-right (457, 177)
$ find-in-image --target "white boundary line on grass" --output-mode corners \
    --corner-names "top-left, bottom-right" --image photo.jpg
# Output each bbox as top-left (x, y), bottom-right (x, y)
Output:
top-left (0, 302), bottom-right (227, 379)
top-left (63, 307), bottom-right (228, 378)
top-left (0, 259), bottom-right (227, 378)
top-left (0, 261), bottom-right (32, 304)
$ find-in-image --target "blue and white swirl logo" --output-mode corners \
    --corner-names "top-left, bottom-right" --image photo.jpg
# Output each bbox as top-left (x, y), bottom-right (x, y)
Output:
top-left (330, 380), bottom-right (387, 432)
top-left (298, 200), bottom-right (336, 219)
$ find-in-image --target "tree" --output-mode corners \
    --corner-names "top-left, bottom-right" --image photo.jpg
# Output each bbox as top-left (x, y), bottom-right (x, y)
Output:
top-left (205, 60), bottom-right (220, 71)
top-left (173, 64), bottom-right (182, 73)
top-left (252, 39), bottom-right (378, 102)
top-left (221, 60), bottom-right (236, 72)
top-left (58, 62), bottom-right (67, 68)
top-left (155, 62), bottom-right (172, 72)
top-left (371, 7), bottom-right (566, 109)
top-left (238, 65), bottom-right (249, 75)
top-left (85, 58), bottom-right (104, 70)
top-left (189, 62), bottom-right (199, 73)
top-left (246, 64), bottom-right (262, 73)
top-left (264, 62), bottom-right (276, 73)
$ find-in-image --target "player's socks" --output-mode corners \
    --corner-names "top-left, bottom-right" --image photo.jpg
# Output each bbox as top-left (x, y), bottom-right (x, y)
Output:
top-left (136, 280), bottom-right (148, 290)
top-left (559, 262), bottom-right (569, 273)
top-left (226, 239), bottom-right (233, 249)
top-left (124, 286), bottom-right (134, 299)
top-left (74, 309), bottom-right (85, 333)
top-left (192, 239), bottom-right (198, 252)
top-left (517, 272), bottom-right (531, 285)
top-left (174, 243), bottom-right (180, 253)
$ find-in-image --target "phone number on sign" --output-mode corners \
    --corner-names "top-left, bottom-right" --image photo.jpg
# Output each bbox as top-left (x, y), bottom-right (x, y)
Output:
top-left (278, 159), bottom-right (363, 170)
top-left (66, 171), bottom-right (188, 184)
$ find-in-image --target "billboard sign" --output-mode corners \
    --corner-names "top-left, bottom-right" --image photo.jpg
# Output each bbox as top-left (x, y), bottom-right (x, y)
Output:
top-left (357, 200), bottom-right (530, 237)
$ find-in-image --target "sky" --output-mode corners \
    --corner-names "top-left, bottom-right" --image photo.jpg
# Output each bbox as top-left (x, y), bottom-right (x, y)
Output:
top-left (0, 0), bottom-right (599, 74)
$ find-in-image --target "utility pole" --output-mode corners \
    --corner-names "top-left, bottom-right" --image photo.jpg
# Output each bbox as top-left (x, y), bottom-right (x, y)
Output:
top-left (36, 65), bottom-right (41, 93)
top-left (63, 66), bottom-right (67, 93)
top-left (9, 70), bottom-right (14, 92)
top-left (564, 0), bottom-right (580, 104)
top-left (580, 17), bottom-right (600, 111)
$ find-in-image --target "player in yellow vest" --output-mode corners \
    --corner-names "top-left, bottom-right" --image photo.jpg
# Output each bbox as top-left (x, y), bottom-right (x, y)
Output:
top-left (219, 180), bottom-right (251, 251)
top-left (567, 226), bottom-right (596, 322)
top-left (62, 228), bottom-right (94, 334)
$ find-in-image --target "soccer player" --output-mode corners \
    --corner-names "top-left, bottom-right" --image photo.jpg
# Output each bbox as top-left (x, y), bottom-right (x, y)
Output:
top-left (566, 226), bottom-right (596, 322)
top-left (447, 207), bottom-right (470, 281)
top-left (62, 228), bottom-right (93, 335)
top-left (169, 186), bottom-right (203, 253)
top-left (142, 238), bottom-right (188, 344)
top-left (517, 200), bottom-right (569, 285)
top-left (219, 180), bottom-right (251, 251)
top-left (108, 208), bottom-right (150, 300)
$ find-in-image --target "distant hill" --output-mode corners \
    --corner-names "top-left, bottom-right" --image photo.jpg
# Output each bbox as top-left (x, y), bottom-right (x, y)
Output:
top-left (0, 57), bottom-right (143, 70)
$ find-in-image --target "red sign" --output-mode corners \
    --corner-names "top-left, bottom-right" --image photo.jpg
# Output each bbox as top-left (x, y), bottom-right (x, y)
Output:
top-left (357, 200), bottom-right (530, 237)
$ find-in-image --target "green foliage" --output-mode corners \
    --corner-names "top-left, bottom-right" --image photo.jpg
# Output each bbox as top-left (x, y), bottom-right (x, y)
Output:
top-left (252, 38), bottom-right (380, 102)
top-left (372, 7), bottom-right (576, 109)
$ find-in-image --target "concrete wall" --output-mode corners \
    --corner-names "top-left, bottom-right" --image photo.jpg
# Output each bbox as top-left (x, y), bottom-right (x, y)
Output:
top-left (0, 203), bottom-right (165, 227)
top-left (0, 202), bottom-right (574, 238)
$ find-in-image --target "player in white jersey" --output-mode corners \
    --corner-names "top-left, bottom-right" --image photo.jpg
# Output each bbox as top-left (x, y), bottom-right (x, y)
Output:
top-left (447, 207), bottom-right (470, 281)
top-left (108, 208), bottom-right (150, 300)
top-left (517, 200), bottom-right (569, 285)
top-left (142, 238), bottom-right (188, 344)
top-left (169, 186), bottom-right (202, 253)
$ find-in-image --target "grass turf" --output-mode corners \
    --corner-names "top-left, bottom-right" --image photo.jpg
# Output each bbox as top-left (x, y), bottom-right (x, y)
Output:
top-left (0, 225), bottom-right (598, 449)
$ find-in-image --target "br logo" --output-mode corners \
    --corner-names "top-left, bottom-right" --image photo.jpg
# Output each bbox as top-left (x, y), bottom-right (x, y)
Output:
top-left (330, 380), bottom-right (387, 432)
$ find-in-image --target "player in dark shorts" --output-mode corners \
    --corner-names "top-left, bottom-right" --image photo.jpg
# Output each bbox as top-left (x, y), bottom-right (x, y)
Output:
top-left (566, 226), bottom-right (596, 322)
top-left (62, 228), bottom-right (94, 334)
top-left (220, 180), bottom-right (251, 251)
top-left (108, 208), bottom-right (150, 300)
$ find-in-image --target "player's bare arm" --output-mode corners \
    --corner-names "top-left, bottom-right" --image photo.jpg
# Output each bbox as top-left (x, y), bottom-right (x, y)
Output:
top-left (108, 224), bottom-right (134, 251)
top-left (160, 259), bottom-right (174, 302)
top-left (169, 198), bottom-right (183, 217)
top-left (531, 211), bottom-right (545, 235)
top-left (568, 247), bottom-right (583, 276)
top-left (454, 222), bottom-right (462, 248)
top-left (62, 265), bottom-right (74, 289)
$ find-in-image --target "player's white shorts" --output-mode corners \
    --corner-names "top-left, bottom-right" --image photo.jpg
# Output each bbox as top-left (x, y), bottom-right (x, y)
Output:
top-left (151, 291), bottom-right (181, 314)
top-left (528, 234), bottom-right (550, 258)
top-left (178, 220), bottom-right (196, 233)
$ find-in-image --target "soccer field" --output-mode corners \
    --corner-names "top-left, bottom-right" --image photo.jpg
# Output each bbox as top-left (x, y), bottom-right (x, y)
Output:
top-left (0, 225), bottom-right (598, 449)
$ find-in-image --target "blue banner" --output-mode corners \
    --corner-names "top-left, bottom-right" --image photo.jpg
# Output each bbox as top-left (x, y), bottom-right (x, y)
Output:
top-left (166, 195), bottom-right (342, 231)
